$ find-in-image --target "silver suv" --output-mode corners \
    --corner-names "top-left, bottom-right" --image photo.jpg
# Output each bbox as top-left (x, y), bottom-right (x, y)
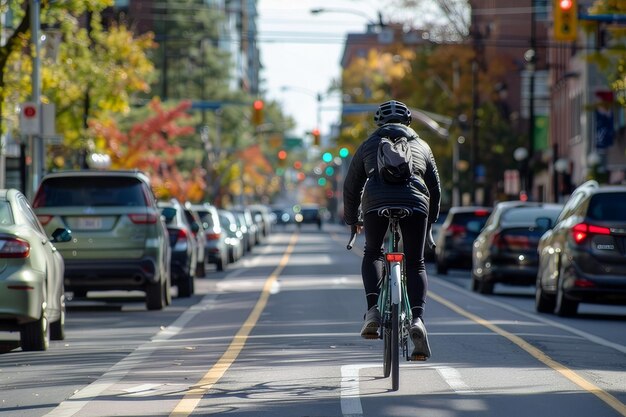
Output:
top-left (32, 170), bottom-right (172, 310)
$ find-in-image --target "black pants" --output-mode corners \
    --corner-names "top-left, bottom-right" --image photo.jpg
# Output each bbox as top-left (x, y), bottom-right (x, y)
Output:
top-left (361, 210), bottom-right (428, 319)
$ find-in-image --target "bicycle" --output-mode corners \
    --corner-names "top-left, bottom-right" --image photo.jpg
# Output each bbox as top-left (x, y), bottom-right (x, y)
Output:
top-left (347, 206), bottom-right (414, 391)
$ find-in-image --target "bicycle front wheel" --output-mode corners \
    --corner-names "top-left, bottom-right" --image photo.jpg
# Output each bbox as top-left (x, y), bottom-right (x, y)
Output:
top-left (391, 303), bottom-right (400, 391)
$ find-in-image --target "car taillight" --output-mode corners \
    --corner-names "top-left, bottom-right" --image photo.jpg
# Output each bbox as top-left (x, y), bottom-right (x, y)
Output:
top-left (206, 232), bottom-right (221, 241)
top-left (0, 237), bottom-right (30, 258)
top-left (571, 222), bottom-right (610, 244)
top-left (177, 229), bottom-right (189, 241)
top-left (474, 209), bottom-right (490, 216)
top-left (493, 233), bottom-right (531, 250)
top-left (129, 213), bottom-right (158, 224)
top-left (447, 224), bottom-right (466, 237)
top-left (37, 215), bottom-right (53, 226)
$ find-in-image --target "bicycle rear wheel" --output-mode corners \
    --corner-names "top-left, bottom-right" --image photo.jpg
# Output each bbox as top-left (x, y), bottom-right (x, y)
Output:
top-left (383, 316), bottom-right (391, 378)
top-left (391, 303), bottom-right (400, 391)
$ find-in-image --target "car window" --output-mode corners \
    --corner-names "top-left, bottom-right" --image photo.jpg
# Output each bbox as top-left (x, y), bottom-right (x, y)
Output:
top-left (588, 192), bottom-right (626, 221)
top-left (450, 212), bottom-right (490, 226)
top-left (0, 201), bottom-right (14, 225)
top-left (501, 207), bottom-right (562, 225)
top-left (33, 177), bottom-right (148, 207)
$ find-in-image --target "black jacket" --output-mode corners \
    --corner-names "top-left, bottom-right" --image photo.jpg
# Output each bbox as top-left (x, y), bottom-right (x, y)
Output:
top-left (343, 123), bottom-right (441, 226)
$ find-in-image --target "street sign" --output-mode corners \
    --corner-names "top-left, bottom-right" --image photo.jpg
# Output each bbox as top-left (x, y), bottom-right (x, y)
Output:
top-left (20, 102), bottom-right (40, 135)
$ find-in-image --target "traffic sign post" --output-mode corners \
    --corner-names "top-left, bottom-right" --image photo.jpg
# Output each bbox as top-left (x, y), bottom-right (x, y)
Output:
top-left (20, 102), bottom-right (41, 136)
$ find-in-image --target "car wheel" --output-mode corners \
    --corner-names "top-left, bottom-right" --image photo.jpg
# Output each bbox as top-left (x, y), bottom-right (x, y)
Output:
top-left (20, 310), bottom-right (49, 351)
top-left (50, 295), bottom-right (66, 341)
top-left (535, 277), bottom-right (556, 313)
top-left (178, 272), bottom-right (193, 298)
top-left (555, 277), bottom-right (578, 317)
top-left (477, 278), bottom-right (494, 295)
top-left (195, 261), bottom-right (205, 278)
top-left (216, 256), bottom-right (225, 272)
top-left (146, 280), bottom-right (166, 310)
top-left (436, 258), bottom-right (448, 275)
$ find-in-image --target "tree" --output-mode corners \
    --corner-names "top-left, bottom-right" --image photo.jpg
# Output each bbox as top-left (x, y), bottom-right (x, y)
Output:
top-left (587, 0), bottom-right (626, 107)
top-left (89, 98), bottom-right (204, 202)
top-left (0, 1), bottom-right (155, 151)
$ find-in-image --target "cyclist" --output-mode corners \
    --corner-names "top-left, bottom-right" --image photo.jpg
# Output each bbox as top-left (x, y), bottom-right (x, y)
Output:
top-left (343, 100), bottom-right (441, 360)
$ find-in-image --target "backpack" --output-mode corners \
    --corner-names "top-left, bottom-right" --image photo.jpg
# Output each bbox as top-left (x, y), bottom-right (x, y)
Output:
top-left (377, 136), bottom-right (414, 183)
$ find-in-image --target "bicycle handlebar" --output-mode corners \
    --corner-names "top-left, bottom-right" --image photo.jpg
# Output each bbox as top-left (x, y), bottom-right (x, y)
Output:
top-left (347, 231), bottom-right (357, 250)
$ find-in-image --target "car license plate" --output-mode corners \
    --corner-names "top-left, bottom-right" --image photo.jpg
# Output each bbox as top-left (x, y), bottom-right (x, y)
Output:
top-left (77, 217), bottom-right (102, 229)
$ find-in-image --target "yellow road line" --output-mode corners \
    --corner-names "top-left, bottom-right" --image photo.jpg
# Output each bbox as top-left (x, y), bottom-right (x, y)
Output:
top-left (169, 232), bottom-right (299, 417)
top-left (430, 291), bottom-right (626, 416)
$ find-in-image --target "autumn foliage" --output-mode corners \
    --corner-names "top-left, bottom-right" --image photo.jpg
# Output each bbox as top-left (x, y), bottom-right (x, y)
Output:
top-left (90, 98), bottom-right (206, 202)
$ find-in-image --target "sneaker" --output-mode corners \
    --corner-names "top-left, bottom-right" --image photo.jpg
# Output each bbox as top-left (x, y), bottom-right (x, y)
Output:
top-left (409, 317), bottom-right (431, 361)
top-left (360, 306), bottom-right (381, 339)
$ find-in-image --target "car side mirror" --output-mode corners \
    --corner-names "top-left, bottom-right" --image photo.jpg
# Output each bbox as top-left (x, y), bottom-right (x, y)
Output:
top-left (51, 228), bottom-right (72, 243)
top-left (191, 222), bottom-right (200, 234)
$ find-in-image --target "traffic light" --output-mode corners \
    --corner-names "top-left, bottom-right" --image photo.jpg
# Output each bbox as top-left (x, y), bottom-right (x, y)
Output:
top-left (553, 0), bottom-right (578, 41)
top-left (277, 149), bottom-right (287, 166)
top-left (252, 99), bottom-right (264, 126)
top-left (312, 128), bottom-right (321, 146)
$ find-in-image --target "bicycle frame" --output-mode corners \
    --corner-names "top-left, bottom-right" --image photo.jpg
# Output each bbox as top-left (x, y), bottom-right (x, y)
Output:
top-left (377, 208), bottom-right (413, 391)
top-left (345, 206), bottom-right (414, 391)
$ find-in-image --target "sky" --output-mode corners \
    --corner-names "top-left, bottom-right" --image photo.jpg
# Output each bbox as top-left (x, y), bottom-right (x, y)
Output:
top-left (256, 0), bottom-right (388, 140)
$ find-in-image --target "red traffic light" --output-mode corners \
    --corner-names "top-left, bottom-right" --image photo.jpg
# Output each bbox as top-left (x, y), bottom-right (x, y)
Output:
top-left (253, 99), bottom-right (264, 110)
top-left (277, 150), bottom-right (287, 160)
top-left (559, 0), bottom-right (573, 10)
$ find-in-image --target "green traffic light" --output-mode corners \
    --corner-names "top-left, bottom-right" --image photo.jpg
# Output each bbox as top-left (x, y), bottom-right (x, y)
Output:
top-left (318, 178), bottom-right (327, 186)
top-left (325, 166), bottom-right (334, 176)
top-left (322, 152), bottom-right (333, 163)
top-left (339, 147), bottom-right (349, 158)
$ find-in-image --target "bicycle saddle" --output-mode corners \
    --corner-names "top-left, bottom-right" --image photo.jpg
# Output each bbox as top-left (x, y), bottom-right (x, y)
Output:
top-left (378, 206), bottom-right (413, 218)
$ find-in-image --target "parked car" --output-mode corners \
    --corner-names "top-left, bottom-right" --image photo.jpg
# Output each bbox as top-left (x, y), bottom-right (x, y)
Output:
top-left (218, 209), bottom-right (244, 263)
top-left (187, 203), bottom-right (229, 271)
top-left (425, 210), bottom-right (447, 262)
top-left (249, 204), bottom-right (272, 239)
top-left (231, 207), bottom-right (258, 251)
top-left (536, 180), bottom-right (626, 316)
top-left (471, 201), bottom-right (563, 295)
top-left (294, 204), bottom-right (323, 229)
top-left (0, 189), bottom-right (72, 351)
top-left (435, 206), bottom-right (492, 274)
top-left (158, 199), bottom-right (197, 297)
top-left (33, 170), bottom-right (171, 310)
top-left (183, 206), bottom-right (207, 278)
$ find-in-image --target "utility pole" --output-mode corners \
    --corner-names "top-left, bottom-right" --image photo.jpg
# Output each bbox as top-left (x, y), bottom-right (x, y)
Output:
top-left (29, 0), bottom-right (42, 198)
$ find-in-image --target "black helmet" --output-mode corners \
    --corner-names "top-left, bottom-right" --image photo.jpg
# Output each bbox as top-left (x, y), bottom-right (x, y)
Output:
top-left (374, 100), bottom-right (411, 126)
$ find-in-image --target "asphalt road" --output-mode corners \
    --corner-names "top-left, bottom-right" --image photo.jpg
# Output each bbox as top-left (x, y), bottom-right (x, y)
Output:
top-left (1, 224), bottom-right (625, 417)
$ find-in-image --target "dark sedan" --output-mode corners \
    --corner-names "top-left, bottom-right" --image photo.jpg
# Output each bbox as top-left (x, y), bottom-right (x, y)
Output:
top-left (471, 201), bottom-right (563, 295)
top-left (435, 206), bottom-right (492, 274)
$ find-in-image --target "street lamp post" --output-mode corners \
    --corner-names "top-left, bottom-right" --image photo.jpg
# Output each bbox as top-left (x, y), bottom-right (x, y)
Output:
top-left (280, 85), bottom-right (335, 145)
top-left (310, 7), bottom-right (384, 30)
top-left (29, 0), bottom-right (43, 199)
top-left (514, 147), bottom-right (529, 199)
